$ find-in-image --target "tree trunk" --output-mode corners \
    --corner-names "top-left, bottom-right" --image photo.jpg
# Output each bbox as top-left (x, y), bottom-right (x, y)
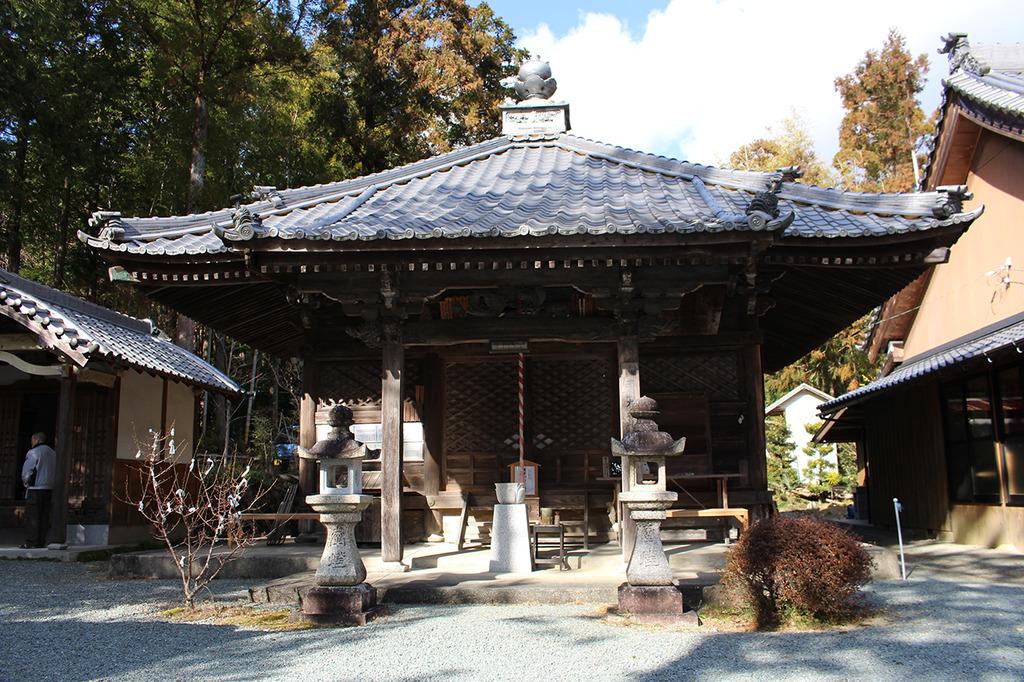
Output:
top-left (187, 77), bottom-right (209, 214)
top-left (55, 169), bottom-right (72, 288)
top-left (8, 117), bottom-right (29, 273)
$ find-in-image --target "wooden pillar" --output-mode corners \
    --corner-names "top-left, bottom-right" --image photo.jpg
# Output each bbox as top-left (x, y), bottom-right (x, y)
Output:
top-left (48, 369), bottom-right (76, 545)
top-left (422, 354), bottom-right (443, 537)
top-left (381, 338), bottom-right (404, 565)
top-left (746, 343), bottom-right (768, 492)
top-left (617, 337), bottom-right (640, 559)
top-left (298, 358), bottom-right (318, 533)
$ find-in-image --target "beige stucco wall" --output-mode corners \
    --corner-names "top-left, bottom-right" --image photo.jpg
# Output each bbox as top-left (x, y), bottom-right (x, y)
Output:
top-left (115, 369), bottom-right (195, 462)
top-left (904, 131), bottom-right (1024, 358)
top-left (948, 504), bottom-right (1024, 548)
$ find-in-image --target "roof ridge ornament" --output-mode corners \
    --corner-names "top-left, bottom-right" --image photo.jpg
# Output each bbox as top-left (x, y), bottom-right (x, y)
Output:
top-left (89, 211), bottom-right (126, 241)
top-left (939, 32), bottom-right (990, 75)
top-left (500, 58), bottom-right (570, 136)
top-left (745, 192), bottom-right (781, 230)
top-left (513, 57), bottom-right (558, 101)
top-left (214, 206), bottom-right (261, 241)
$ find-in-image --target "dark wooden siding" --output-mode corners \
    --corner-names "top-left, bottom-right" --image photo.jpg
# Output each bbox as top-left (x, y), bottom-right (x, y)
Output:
top-left (863, 381), bottom-right (950, 531)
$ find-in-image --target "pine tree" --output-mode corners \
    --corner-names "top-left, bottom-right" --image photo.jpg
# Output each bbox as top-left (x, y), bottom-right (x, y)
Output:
top-left (766, 415), bottom-right (799, 503)
top-left (802, 422), bottom-right (840, 498)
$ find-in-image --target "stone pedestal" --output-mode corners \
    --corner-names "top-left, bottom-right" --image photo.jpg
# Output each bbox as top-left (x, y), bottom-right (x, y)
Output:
top-left (303, 583), bottom-right (382, 626)
top-left (617, 584), bottom-right (697, 625)
top-left (620, 497), bottom-right (675, 586)
top-left (302, 493), bottom-right (382, 626)
top-left (489, 503), bottom-right (533, 573)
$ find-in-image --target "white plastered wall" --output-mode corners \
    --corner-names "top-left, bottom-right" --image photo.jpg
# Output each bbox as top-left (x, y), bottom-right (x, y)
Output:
top-left (774, 392), bottom-right (838, 482)
top-left (115, 369), bottom-right (195, 462)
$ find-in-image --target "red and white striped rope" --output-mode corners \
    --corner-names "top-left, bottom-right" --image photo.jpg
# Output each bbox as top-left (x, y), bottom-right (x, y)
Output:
top-left (517, 352), bottom-right (525, 483)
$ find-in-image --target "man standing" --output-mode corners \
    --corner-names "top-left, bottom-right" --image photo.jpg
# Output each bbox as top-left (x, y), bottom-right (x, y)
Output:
top-left (21, 432), bottom-right (56, 548)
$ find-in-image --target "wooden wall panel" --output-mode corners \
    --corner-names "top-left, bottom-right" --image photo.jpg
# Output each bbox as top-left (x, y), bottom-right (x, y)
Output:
top-left (863, 381), bottom-right (950, 531)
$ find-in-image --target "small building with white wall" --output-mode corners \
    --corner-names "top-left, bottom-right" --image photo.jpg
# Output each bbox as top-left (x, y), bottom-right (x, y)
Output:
top-left (0, 269), bottom-right (243, 546)
top-left (765, 383), bottom-right (837, 481)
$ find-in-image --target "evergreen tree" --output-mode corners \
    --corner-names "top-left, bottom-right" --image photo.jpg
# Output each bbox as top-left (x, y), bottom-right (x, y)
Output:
top-left (802, 422), bottom-right (840, 498)
top-left (833, 29), bottom-right (931, 192)
top-left (311, 0), bottom-right (525, 176)
top-left (766, 415), bottom-right (799, 503)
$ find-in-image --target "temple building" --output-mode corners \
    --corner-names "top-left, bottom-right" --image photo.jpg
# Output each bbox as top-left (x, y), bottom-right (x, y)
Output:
top-left (820, 34), bottom-right (1024, 548)
top-left (81, 61), bottom-right (981, 562)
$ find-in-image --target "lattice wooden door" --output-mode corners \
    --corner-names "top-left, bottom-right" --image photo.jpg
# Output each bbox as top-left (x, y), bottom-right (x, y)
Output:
top-left (528, 354), bottom-right (616, 488)
top-left (0, 394), bottom-right (20, 501)
top-left (68, 385), bottom-right (118, 524)
top-left (443, 358), bottom-right (518, 491)
top-left (442, 353), bottom-right (616, 492)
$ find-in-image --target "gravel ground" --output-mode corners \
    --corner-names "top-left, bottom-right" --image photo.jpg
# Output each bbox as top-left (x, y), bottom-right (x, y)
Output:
top-left (1, 560), bottom-right (1022, 681)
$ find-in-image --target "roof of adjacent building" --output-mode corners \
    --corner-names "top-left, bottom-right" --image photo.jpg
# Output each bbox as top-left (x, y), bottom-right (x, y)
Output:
top-left (766, 382), bottom-right (835, 415)
top-left (80, 133), bottom-right (979, 258)
top-left (924, 33), bottom-right (1024, 188)
top-left (820, 310), bottom-right (1024, 414)
top-left (0, 269), bottom-right (243, 396)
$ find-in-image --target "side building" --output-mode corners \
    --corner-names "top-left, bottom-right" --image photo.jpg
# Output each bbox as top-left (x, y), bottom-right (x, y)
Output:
top-left (821, 34), bottom-right (1024, 548)
top-left (765, 383), bottom-right (836, 482)
top-left (0, 269), bottom-right (242, 546)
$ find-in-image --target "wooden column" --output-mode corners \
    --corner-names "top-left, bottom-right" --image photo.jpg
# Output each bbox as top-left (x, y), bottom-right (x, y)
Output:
top-left (422, 354), bottom-right (443, 537)
top-left (746, 344), bottom-right (768, 492)
top-left (298, 358), bottom-right (318, 533)
top-left (617, 337), bottom-right (640, 560)
top-left (48, 368), bottom-right (76, 545)
top-left (381, 338), bottom-right (405, 565)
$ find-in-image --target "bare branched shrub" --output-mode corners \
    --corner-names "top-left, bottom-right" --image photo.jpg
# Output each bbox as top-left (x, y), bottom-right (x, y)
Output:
top-left (122, 429), bottom-right (269, 608)
top-left (721, 514), bottom-right (873, 628)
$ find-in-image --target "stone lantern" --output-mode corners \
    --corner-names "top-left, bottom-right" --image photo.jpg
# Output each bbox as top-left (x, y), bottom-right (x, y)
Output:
top-left (301, 405), bottom-right (382, 625)
top-left (610, 396), bottom-right (692, 620)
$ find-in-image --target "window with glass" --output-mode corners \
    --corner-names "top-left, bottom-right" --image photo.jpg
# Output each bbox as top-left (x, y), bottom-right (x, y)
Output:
top-left (941, 376), bottom-right (1000, 503)
top-left (941, 364), bottom-right (1024, 505)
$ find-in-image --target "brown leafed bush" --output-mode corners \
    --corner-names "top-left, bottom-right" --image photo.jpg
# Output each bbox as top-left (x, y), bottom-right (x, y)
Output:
top-left (721, 514), bottom-right (873, 628)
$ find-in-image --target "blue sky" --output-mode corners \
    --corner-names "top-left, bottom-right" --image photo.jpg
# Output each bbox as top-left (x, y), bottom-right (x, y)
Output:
top-left (479, 0), bottom-right (1024, 169)
top-left (486, 1), bottom-right (665, 39)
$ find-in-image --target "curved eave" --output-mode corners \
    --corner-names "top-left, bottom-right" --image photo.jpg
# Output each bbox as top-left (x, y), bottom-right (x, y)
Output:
top-left (0, 283), bottom-right (243, 398)
top-left (776, 204), bottom-right (983, 245)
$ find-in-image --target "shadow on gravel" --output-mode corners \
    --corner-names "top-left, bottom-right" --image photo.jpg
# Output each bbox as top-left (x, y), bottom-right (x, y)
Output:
top-left (635, 576), bottom-right (1024, 680)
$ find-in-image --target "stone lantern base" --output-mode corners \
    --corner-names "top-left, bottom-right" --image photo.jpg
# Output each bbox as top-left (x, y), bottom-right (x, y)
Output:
top-left (302, 583), bottom-right (383, 626)
top-left (616, 584), bottom-right (697, 625)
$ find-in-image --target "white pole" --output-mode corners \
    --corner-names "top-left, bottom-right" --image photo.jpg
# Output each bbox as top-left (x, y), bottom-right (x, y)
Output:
top-left (893, 497), bottom-right (907, 580)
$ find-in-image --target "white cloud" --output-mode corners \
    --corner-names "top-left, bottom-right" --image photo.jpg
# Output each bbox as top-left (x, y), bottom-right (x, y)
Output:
top-left (519, 0), bottom-right (1024, 167)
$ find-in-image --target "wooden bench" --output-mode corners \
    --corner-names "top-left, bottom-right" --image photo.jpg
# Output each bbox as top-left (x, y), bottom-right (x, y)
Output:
top-left (667, 473), bottom-right (749, 543)
top-left (665, 507), bottom-right (748, 532)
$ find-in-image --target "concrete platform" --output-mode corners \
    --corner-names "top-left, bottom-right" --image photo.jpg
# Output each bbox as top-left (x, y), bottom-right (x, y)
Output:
top-left (0, 544), bottom-right (119, 562)
top-left (249, 541), bottom-right (727, 607)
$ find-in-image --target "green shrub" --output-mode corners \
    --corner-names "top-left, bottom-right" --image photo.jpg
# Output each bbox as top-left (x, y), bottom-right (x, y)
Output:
top-left (721, 514), bottom-right (872, 628)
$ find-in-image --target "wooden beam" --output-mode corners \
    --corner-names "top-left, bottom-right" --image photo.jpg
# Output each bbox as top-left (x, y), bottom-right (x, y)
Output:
top-left (48, 369), bottom-right (76, 545)
top-left (381, 337), bottom-right (404, 565)
top-left (617, 337), bottom-right (640, 560)
top-left (403, 318), bottom-right (620, 346)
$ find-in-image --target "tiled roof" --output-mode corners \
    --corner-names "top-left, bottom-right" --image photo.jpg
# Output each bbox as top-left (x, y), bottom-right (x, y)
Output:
top-left (820, 311), bottom-right (1024, 413)
top-left (946, 69), bottom-right (1024, 120)
top-left (0, 270), bottom-right (243, 396)
top-left (80, 134), bottom-right (977, 257)
top-left (924, 35), bottom-right (1024, 187)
